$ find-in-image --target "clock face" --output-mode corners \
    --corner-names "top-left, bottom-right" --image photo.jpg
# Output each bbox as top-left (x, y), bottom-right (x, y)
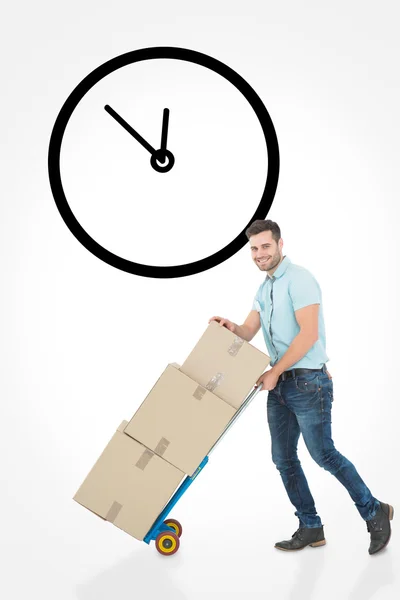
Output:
top-left (48, 47), bottom-right (279, 278)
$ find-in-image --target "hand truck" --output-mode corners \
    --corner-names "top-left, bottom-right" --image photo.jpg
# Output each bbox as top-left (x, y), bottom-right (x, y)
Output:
top-left (143, 383), bottom-right (264, 555)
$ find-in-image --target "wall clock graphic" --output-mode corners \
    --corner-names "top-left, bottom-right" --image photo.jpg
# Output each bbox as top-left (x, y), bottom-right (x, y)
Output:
top-left (48, 47), bottom-right (279, 278)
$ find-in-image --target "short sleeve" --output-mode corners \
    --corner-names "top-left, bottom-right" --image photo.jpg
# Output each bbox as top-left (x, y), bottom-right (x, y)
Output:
top-left (252, 297), bottom-right (261, 312)
top-left (289, 270), bottom-right (321, 311)
top-left (252, 284), bottom-right (262, 312)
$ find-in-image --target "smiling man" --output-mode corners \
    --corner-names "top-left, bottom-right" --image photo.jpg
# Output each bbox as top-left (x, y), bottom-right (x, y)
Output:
top-left (209, 219), bottom-right (393, 555)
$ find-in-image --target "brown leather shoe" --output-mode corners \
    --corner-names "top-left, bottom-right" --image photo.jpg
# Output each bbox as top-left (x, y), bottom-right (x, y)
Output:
top-left (367, 502), bottom-right (394, 555)
top-left (275, 525), bottom-right (326, 551)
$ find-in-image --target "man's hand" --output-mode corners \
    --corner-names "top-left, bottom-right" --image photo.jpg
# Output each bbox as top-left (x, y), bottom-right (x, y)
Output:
top-left (208, 316), bottom-right (237, 333)
top-left (255, 369), bottom-right (280, 391)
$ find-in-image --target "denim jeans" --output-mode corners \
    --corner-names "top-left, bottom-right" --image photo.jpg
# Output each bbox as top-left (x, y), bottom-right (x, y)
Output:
top-left (267, 366), bottom-right (380, 527)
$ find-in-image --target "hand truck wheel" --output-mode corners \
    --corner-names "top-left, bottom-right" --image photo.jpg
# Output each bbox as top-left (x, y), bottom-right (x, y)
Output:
top-left (155, 530), bottom-right (180, 555)
top-left (162, 518), bottom-right (183, 537)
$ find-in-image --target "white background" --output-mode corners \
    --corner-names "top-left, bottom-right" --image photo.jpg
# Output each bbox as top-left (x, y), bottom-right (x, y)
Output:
top-left (2, 1), bottom-right (399, 599)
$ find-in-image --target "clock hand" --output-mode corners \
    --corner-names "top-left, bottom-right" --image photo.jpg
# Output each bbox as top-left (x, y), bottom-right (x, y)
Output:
top-left (105, 104), bottom-right (175, 173)
top-left (104, 104), bottom-right (156, 155)
top-left (159, 108), bottom-right (170, 163)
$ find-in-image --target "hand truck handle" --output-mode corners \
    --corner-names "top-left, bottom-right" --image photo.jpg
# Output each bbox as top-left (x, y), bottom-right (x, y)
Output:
top-left (207, 383), bottom-right (264, 456)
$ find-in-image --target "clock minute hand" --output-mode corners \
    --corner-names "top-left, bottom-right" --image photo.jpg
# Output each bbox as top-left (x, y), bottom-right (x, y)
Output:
top-left (104, 104), bottom-right (156, 155)
top-left (159, 108), bottom-right (170, 163)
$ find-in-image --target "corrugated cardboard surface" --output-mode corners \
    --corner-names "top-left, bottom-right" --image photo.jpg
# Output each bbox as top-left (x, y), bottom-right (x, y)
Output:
top-left (124, 364), bottom-right (236, 475)
top-left (180, 321), bottom-right (270, 408)
top-left (73, 425), bottom-right (185, 541)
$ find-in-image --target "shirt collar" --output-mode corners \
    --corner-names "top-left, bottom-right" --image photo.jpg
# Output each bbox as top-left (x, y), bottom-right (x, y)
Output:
top-left (266, 255), bottom-right (291, 280)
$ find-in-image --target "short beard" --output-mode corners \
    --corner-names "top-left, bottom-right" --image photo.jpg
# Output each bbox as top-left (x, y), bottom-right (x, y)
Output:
top-left (267, 254), bottom-right (281, 271)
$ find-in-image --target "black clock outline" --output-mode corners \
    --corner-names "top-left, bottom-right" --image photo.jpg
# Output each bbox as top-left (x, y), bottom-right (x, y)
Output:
top-left (48, 47), bottom-right (279, 278)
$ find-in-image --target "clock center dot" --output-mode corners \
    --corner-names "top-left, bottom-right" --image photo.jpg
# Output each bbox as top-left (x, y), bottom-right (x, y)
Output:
top-left (150, 149), bottom-right (175, 173)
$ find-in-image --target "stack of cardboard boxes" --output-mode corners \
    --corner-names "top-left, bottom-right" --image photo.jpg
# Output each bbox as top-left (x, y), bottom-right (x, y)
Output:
top-left (73, 321), bottom-right (270, 541)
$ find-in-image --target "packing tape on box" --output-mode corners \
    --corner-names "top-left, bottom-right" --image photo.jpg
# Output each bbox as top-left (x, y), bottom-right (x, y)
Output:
top-left (135, 449), bottom-right (154, 470)
top-left (227, 336), bottom-right (244, 357)
top-left (155, 437), bottom-right (170, 456)
top-left (193, 385), bottom-right (206, 401)
top-left (206, 372), bottom-right (224, 392)
top-left (106, 501), bottom-right (122, 523)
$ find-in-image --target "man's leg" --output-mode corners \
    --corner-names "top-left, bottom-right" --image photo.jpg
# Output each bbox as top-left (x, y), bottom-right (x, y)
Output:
top-left (267, 386), bottom-right (322, 528)
top-left (290, 371), bottom-right (380, 520)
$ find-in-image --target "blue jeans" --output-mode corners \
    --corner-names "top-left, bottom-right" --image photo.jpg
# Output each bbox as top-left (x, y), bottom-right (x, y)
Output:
top-left (267, 366), bottom-right (380, 527)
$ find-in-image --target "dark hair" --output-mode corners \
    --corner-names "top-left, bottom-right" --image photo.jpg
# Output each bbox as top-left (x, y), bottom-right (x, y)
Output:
top-left (245, 219), bottom-right (281, 244)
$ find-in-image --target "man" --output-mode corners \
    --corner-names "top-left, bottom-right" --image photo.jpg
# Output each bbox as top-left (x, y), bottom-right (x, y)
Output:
top-left (209, 219), bottom-right (393, 555)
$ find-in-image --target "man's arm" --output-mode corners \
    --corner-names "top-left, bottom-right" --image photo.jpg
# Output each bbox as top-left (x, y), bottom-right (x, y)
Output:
top-left (208, 310), bottom-right (260, 341)
top-left (270, 304), bottom-right (319, 376)
top-left (235, 310), bottom-right (261, 341)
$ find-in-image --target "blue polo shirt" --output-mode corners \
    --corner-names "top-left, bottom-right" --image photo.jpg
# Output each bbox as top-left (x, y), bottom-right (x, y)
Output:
top-left (252, 256), bottom-right (329, 369)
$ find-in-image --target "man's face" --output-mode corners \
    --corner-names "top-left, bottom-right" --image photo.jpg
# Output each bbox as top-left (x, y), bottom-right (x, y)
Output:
top-left (250, 230), bottom-right (282, 273)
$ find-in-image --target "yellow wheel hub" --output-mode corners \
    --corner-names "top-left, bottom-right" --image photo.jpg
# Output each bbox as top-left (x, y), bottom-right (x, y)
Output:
top-left (158, 534), bottom-right (177, 554)
top-left (165, 522), bottom-right (179, 535)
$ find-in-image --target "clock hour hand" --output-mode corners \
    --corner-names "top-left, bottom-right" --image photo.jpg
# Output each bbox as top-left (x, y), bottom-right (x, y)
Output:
top-left (104, 104), bottom-right (156, 155)
top-left (159, 108), bottom-right (170, 163)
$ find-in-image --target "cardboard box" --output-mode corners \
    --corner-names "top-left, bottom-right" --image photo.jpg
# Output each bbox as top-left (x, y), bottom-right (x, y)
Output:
top-left (124, 363), bottom-right (236, 475)
top-left (180, 321), bottom-right (270, 409)
top-left (73, 421), bottom-right (185, 541)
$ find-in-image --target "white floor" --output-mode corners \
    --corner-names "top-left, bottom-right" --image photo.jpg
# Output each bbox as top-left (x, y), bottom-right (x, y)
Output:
top-left (3, 406), bottom-right (398, 600)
